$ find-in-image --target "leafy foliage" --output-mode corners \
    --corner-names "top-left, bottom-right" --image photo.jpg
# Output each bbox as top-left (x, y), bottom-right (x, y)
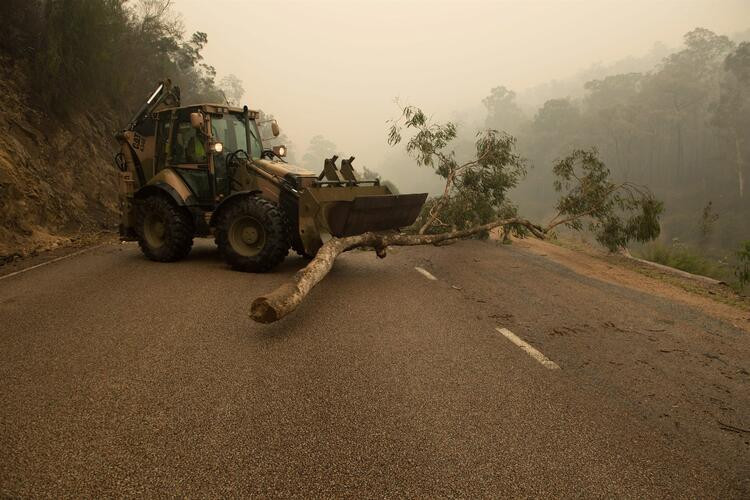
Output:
top-left (388, 105), bottom-right (526, 234)
top-left (735, 241), bottom-right (750, 291)
top-left (639, 242), bottom-right (723, 278)
top-left (549, 149), bottom-right (663, 251)
top-left (0, 0), bottom-right (237, 116)
top-left (388, 105), bottom-right (662, 248)
top-left (387, 106), bottom-right (458, 172)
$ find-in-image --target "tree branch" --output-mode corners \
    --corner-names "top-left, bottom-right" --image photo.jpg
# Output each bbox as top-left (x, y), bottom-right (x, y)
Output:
top-left (419, 169), bottom-right (457, 234)
top-left (545, 182), bottom-right (626, 231)
top-left (250, 217), bottom-right (545, 323)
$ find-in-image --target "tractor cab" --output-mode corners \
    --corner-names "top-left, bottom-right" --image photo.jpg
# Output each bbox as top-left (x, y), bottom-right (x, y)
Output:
top-left (149, 105), bottom-right (259, 204)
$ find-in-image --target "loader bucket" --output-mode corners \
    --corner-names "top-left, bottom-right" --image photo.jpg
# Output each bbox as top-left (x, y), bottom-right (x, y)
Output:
top-left (326, 193), bottom-right (428, 236)
top-left (298, 185), bottom-right (428, 255)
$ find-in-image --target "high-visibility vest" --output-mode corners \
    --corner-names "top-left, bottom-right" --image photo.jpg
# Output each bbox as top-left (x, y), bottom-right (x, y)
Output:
top-left (188, 134), bottom-right (205, 162)
top-left (193, 135), bottom-right (205, 159)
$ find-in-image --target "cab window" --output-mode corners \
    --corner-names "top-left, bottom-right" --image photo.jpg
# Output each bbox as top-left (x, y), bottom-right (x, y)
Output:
top-left (210, 113), bottom-right (262, 159)
top-left (171, 113), bottom-right (207, 164)
top-left (210, 114), bottom-right (247, 154)
top-left (248, 120), bottom-right (262, 159)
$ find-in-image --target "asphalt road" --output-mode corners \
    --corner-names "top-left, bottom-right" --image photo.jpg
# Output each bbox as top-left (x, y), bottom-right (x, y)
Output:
top-left (1, 239), bottom-right (748, 497)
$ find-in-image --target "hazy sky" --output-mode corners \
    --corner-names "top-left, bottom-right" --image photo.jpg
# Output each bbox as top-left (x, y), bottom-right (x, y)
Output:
top-left (175, 0), bottom-right (749, 184)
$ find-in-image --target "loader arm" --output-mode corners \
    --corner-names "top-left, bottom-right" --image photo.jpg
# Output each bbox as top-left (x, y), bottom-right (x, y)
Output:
top-left (125, 80), bottom-right (180, 132)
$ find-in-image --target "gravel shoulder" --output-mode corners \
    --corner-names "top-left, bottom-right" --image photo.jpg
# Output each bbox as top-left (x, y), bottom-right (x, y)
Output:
top-left (515, 237), bottom-right (750, 333)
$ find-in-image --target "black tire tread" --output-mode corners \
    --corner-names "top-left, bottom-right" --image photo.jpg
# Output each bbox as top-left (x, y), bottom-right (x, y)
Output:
top-left (136, 195), bottom-right (194, 262)
top-left (215, 197), bottom-right (289, 272)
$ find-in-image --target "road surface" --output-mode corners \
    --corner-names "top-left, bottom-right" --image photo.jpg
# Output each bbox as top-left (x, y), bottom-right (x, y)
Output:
top-left (1, 239), bottom-right (748, 497)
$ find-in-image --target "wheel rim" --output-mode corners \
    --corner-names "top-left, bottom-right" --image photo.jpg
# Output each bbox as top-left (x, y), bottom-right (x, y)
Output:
top-left (229, 215), bottom-right (266, 257)
top-left (144, 213), bottom-right (166, 248)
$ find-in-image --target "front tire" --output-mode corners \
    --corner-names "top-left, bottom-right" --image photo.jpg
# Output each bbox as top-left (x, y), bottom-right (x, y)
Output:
top-left (215, 197), bottom-right (289, 272)
top-left (136, 195), bottom-right (194, 262)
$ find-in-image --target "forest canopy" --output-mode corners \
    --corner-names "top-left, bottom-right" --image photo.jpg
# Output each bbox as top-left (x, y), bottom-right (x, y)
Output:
top-left (481, 28), bottom-right (749, 257)
top-left (0, 0), bottom-right (229, 117)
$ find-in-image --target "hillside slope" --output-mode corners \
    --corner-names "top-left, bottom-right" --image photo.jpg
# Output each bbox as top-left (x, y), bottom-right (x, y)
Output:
top-left (0, 57), bottom-right (120, 261)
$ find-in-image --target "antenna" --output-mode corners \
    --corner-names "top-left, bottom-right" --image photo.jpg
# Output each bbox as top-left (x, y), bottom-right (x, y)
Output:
top-left (219, 90), bottom-right (231, 106)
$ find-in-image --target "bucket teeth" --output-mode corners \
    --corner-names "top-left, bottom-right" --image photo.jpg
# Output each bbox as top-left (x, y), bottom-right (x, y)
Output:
top-left (318, 155), bottom-right (342, 182)
top-left (339, 157), bottom-right (358, 182)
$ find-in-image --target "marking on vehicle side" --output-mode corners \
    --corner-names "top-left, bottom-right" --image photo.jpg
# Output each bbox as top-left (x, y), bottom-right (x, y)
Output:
top-left (414, 266), bottom-right (438, 281)
top-left (496, 327), bottom-right (560, 370)
top-left (0, 245), bottom-right (104, 282)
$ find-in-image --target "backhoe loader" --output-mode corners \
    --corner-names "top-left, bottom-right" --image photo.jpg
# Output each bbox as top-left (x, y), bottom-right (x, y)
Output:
top-left (114, 80), bottom-right (427, 272)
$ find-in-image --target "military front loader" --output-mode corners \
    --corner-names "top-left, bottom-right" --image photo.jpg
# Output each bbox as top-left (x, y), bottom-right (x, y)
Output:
top-left (115, 80), bottom-right (427, 272)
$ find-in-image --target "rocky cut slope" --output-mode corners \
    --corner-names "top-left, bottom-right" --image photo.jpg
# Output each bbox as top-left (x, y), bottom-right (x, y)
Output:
top-left (0, 57), bottom-right (120, 261)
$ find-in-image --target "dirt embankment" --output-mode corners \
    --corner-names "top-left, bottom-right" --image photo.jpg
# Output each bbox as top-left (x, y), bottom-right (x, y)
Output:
top-left (0, 57), bottom-right (120, 262)
top-left (515, 236), bottom-right (750, 331)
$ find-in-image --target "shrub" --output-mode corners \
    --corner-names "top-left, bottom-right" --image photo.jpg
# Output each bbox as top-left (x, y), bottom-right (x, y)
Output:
top-left (735, 241), bottom-right (750, 290)
top-left (638, 242), bottom-right (722, 278)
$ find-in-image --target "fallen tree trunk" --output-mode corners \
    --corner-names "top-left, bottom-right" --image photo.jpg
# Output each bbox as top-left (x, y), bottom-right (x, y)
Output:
top-left (250, 218), bottom-right (545, 323)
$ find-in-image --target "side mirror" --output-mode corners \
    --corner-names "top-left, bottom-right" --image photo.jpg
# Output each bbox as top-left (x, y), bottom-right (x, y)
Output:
top-left (272, 145), bottom-right (287, 157)
top-left (271, 120), bottom-right (280, 137)
top-left (190, 112), bottom-right (203, 129)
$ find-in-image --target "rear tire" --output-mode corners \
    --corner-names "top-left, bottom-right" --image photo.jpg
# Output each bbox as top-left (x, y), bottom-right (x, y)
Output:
top-left (215, 197), bottom-right (289, 272)
top-left (136, 195), bottom-right (194, 262)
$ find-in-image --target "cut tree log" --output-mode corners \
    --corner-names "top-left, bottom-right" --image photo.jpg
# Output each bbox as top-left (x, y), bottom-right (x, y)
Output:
top-left (250, 218), bottom-right (545, 323)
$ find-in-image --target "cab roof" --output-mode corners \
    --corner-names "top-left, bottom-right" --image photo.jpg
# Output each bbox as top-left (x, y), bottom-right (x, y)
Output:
top-left (155, 103), bottom-right (260, 117)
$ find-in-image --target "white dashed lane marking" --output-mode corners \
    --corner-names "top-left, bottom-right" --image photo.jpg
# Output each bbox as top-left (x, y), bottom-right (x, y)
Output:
top-left (496, 327), bottom-right (560, 370)
top-left (414, 266), bottom-right (438, 281)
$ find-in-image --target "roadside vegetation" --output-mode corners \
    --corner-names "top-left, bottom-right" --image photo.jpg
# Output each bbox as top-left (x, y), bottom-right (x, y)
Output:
top-left (630, 240), bottom-right (750, 294)
top-left (734, 241), bottom-right (750, 292)
top-left (480, 28), bottom-right (749, 269)
top-left (637, 242), bottom-right (725, 279)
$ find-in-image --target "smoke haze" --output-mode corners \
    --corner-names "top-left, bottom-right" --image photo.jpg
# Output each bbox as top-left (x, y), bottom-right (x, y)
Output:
top-left (175, 0), bottom-right (749, 190)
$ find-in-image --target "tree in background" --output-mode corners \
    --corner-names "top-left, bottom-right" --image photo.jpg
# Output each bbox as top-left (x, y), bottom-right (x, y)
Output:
top-left (482, 86), bottom-right (527, 134)
top-left (492, 27), bottom-right (748, 260)
top-left (699, 201), bottom-right (720, 243)
top-left (302, 135), bottom-right (338, 172)
top-left (0, 0), bottom-right (226, 116)
top-left (735, 241), bottom-right (750, 292)
top-left (530, 98), bottom-right (583, 163)
top-left (713, 41), bottom-right (750, 199)
top-left (219, 74), bottom-right (245, 106)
